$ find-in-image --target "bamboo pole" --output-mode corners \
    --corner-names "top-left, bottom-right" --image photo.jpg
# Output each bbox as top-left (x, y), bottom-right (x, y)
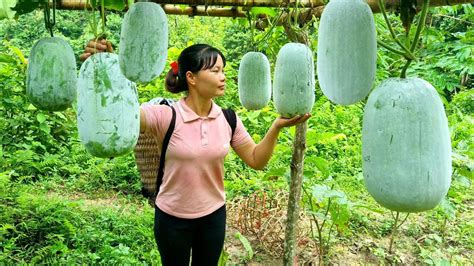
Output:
top-left (56, 0), bottom-right (325, 8)
top-left (163, 5), bottom-right (245, 17)
top-left (55, 0), bottom-right (474, 15)
top-left (55, 1), bottom-right (247, 17)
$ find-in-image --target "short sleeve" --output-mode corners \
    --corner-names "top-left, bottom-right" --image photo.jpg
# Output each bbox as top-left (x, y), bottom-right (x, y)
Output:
top-left (231, 114), bottom-right (252, 148)
top-left (140, 104), bottom-right (173, 143)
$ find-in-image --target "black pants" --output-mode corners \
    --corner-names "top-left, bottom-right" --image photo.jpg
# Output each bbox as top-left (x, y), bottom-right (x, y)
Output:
top-left (154, 205), bottom-right (226, 266)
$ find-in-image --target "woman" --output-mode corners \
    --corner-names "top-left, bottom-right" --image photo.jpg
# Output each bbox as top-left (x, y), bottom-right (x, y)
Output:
top-left (81, 40), bottom-right (310, 265)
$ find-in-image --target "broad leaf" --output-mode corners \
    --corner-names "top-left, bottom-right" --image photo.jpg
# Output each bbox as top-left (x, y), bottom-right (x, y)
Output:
top-left (36, 113), bottom-right (47, 123)
top-left (0, 0), bottom-right (17, 19)
top-left (0, 53), bottom-right (16, 64)
top-left (250, 7), bottom-right (276, 18)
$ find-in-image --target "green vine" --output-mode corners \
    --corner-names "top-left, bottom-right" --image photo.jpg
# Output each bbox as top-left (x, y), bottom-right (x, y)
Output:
top-left (246, 11), bottom-right (257, 52)
top-left (400, 0), bottom-right (431, 78)
top-left (378, 0), bottom-right (431, 78)
top-left (256, 10), bottom-right (284, 48)
top-left (100, 0), bottom-right (106, 36)
top-left (43, 0), bottom-right (56, 37)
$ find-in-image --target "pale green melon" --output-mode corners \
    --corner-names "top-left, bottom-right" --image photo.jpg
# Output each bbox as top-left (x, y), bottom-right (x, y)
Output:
top-left (119, 2), bottom-right (168, 83)
top-left (238, 52), bottom-right (271, 110)
top-left (273, 43), bottom-right (315, 118)
top-left (362, 78), bottom-right (452, 212)
top-left (317, 0), bottom-right (377, 105)
top-left (77, 53), bottom-right (139, 158)
top-left (26, 37), bottom-right (77, 111)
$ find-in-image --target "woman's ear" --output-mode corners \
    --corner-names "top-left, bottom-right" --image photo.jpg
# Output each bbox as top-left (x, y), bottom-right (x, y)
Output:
top-left (186, 71), bottom-right (196, 86)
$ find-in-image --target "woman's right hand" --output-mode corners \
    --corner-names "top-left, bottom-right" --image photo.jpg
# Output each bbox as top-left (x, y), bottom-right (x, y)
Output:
top-left (79, 38), bottom-right (114, 62)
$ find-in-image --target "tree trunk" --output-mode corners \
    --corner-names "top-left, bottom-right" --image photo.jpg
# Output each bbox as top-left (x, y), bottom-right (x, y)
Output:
top-left (283, 122), bottom-right (308, 265)
top-left (281, 22), bottom-right (310, 266)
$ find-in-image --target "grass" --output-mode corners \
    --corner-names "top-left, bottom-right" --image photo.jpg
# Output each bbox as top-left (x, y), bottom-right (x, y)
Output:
top-left (1, 164), bottom-right (472, 265)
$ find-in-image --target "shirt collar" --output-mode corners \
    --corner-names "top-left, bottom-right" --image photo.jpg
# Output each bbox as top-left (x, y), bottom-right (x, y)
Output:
top-left (177, 98), bottom-right (222, 123)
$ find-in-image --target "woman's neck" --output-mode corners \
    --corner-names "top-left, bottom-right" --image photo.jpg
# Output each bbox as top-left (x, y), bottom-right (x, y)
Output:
top-left (184, 94), bottom-right (212, 117)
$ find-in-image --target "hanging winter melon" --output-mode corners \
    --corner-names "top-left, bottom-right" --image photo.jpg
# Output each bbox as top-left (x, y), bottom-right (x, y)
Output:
top-left (238, 52), bottom-right (271, 110)
top-left (273, 43), bottom-right (315, 118)
top-left (26, 37), bottom-right (77, 111)
top-left (119, 2), bottom-right (168, 83)
top-left (362, 78), bottom-right (452, 213)
top-left (317, 0), bottom-right (377, 105)
top-left (77, 53), bottom-right (139, 158)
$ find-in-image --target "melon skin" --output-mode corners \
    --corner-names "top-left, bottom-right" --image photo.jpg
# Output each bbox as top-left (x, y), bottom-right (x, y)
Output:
top-left (273, 43), bottom-right (315, 118)
top-left (362, 78), bottom-right (452, 213)
top-left (119, 2), bottom-right (168, 83)
top-left (77, 53), bottom-right (139, 158)
top-left (317, 0), bottom-right (377, 105)
top-left (26, 37), bottom-right (77, 111)
top-left (238, 52), bottom-right (271, 110)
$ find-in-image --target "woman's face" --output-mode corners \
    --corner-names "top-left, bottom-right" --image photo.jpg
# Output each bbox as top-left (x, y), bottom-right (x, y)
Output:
top-left (188, 55), bottom-right (226, 99)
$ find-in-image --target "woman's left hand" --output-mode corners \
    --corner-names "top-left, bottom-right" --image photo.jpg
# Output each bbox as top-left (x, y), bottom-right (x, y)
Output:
top-left (273, 113), bottom-right (311, 129)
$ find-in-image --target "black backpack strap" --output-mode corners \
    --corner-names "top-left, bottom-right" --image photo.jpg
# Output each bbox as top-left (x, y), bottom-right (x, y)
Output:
top-left (154, 105), bottom-right (176, 197)
top-left (222, 108), bottom-right (237, 138)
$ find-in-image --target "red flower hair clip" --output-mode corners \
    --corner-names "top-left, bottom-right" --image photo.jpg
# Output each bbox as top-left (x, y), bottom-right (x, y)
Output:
top-left (170, 61), bottom-right (179, 76)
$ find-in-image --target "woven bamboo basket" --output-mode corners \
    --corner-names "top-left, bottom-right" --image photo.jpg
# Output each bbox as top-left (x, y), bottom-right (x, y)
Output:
top-left (134, 132), bottom-right (160, 197)
top-left (134, 98), bottom-right (174, 201)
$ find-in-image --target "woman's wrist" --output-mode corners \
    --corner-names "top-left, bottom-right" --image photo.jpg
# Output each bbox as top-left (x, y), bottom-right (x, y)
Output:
top-left (271, 119), bottom-right (284, 132)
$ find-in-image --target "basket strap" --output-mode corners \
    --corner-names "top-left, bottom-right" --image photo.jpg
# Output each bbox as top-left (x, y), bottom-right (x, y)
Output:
top-left (154, 105), bottom-right (176, 197)
top-left (222, 108), bottom-right (237, 138)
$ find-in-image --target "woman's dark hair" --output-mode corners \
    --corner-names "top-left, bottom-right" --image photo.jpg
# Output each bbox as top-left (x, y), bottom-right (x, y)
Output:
top-left (165, 44), bottom-right (226, 93)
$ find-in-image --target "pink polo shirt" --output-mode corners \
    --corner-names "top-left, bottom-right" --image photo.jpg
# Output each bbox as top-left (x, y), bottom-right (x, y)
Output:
top-left (141, 98), bottom-right (252, 219)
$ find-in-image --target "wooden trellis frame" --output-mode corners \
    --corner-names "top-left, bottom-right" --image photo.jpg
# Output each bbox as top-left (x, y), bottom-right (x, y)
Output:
top-left (55, 0), bottom-right (474, 18)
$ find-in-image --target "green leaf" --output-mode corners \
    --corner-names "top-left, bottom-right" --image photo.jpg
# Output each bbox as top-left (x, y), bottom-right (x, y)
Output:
top-left (90, 0), bottom-right (125, 11)
top-left (250, 7), bottom-right (276, 18)
top-left (234, 232), bottom-right (253, 260)
top-left (0, 53), bottom-right (16, 64)
top-left (306, 131), bottom-right (346, 145)
top-left (307, 156), bottom-right (330, 178)
top-left (104, 0), bottom-right (125, 11)
top-left (178, 4), bottom-right (187, 12)
top-left (438, 198), bottom-right (456, 220)
top-left (312, 184), bottom-right (330, 203)
top-left (265, 166), bottom-right (287, 178)
top-left (27, 104), bottom-right (37, 111)
top-left (330, 203), bottom-right (350, 229)
top-left (39, 123), bottom-right (50, 134)
top-left (0, 0), bottom-right (17, 19)
top-left (36, 113), bottom-right (47, 123)
top-left (7, 44), bottom-right (26, 65)
top-left (455, 174), bottom-right (471, 187)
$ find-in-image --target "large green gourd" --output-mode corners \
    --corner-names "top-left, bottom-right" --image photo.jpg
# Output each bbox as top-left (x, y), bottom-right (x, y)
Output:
top-left (77, 53), bottom-right (139, 158)
top-left (317, 0), bottom-right (377, 105)
top-left (119, 2), bottom-right (168, 83)
top-left (26, 37), bottom-right (77, 111)
top-left (362, 78), bottom-right (452, 212)
top-left (273, 43), bottom-right (315, 118)
top-left (238, 52), bottom-right (271, 110)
